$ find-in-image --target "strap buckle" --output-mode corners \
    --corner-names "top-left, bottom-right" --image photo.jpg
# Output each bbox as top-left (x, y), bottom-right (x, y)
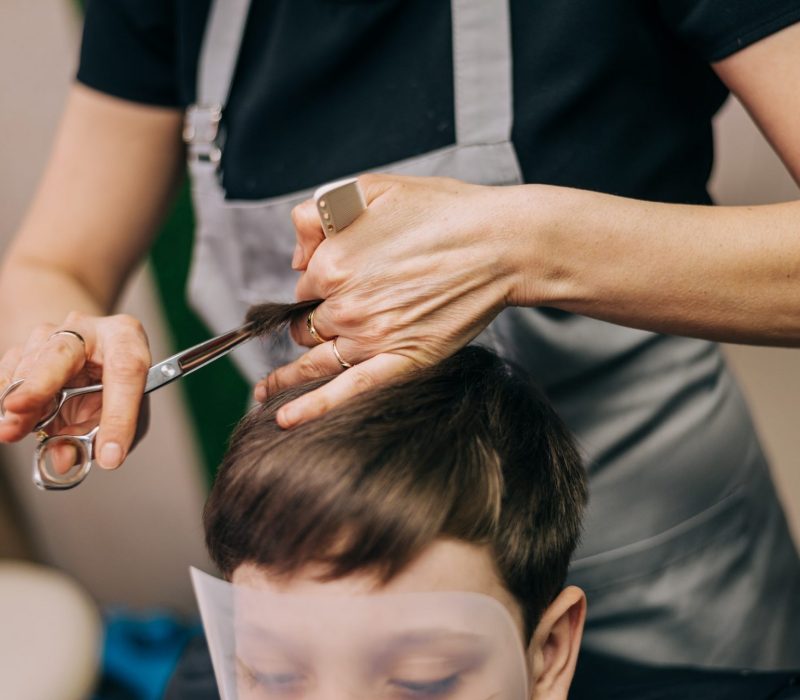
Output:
top-left (183, 103), bottom-right (223, 165)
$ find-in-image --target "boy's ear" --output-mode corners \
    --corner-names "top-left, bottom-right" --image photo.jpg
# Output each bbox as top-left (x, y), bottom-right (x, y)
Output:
top-left (526, 586), bottom-right (586, 700)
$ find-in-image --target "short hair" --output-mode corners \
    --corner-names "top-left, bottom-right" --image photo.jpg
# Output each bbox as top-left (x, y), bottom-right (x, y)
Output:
top-left (204, 305), bottom-right (587, 637)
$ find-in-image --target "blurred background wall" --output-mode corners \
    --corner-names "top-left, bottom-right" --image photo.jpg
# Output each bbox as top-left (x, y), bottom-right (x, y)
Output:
top-left (0, 0), bottom-right (213, 614)
top-left (0, 0), bottom-right (798, 616)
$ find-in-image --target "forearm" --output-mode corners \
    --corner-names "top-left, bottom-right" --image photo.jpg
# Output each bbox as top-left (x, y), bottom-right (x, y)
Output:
top-left (509, 185), bottom-right (800, 345)
top-left (0, 85), bottom-right (184, 351)
top-left (0, 257), bottom-right (105, 349)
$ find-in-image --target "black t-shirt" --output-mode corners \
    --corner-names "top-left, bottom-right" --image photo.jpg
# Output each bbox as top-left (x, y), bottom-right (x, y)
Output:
top-left (571, 652), bottom-right (800, 700)
top-left (77, 1), bottom-right (800, 204)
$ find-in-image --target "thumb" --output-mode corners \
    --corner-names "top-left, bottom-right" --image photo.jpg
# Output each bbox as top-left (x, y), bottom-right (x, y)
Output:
top-left (292, 173), bottom-right (398, 271)
top-left (356, 173), bottom-right (397, 205)
top-left (291, 199), bottom-right (325, 271)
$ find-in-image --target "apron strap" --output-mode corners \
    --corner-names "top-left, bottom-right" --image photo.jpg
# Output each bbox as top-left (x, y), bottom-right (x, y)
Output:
top-left (186, 0), bottom-right (515, 161)
top-left (185, 0), bottom-right (252, 164)
top-left (197, 0), bottom-right (252, 107)
top-left (452, 0), bottom-right (514, 146)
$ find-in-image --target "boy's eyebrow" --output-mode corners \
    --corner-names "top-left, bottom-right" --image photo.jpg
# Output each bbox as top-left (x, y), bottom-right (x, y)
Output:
top-left (237, 623), bottom-right (489, 659)
top-left (370, 628), bottom-right (491, 667)
top-left (236, 624), bottom-right (307, 665)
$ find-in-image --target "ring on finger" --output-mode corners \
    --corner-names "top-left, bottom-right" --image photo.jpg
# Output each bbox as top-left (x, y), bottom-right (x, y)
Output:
top-left (49, 329), bottom-right (86, 351)
top-left (306, 308), bottom-right (330, 345)
top-left (331, 337), bottom-right (353, 369)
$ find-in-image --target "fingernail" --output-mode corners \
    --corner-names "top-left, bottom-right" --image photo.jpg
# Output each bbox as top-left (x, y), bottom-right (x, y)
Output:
top-left (99, 442), bottom-right (123, 469)
top-left (254, 384), bottom-right (267, 402)
top-left (277, 407), bottom-right (296, 428)
top-left (291, 244), bottom-right (303, 270)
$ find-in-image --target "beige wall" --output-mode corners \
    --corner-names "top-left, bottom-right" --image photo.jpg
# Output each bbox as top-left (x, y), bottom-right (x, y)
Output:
top-left (0, 0), bottom-right (213, 613)
top-left (0, 2), bottom-right (797, 613)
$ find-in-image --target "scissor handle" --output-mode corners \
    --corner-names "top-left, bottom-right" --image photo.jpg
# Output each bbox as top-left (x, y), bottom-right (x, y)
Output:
top-left (0, 378), bottom-right (59, 432)
top-left (0, 379), bottom-right (26, 420)
top-left (0, 379), bottom-right (102, 433)
top-left (32, 426), bottom-right (98, 491)
top-left (35, 384), bottom-right (102, 432)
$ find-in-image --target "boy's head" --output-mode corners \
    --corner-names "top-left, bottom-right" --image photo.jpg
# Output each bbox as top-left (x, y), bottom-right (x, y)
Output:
top-left (204, 344), bottom-right (587, 699)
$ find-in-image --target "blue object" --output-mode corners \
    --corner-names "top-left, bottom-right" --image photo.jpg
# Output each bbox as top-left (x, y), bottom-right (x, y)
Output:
top-left (96, 609), bottom-right (201, 700)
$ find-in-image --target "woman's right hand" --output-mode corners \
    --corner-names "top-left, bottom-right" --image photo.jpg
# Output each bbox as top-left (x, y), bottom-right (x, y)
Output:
top-left (0, 84), bottom-right (185, 470)
top-left (0, 311), bottom-right (151, 470)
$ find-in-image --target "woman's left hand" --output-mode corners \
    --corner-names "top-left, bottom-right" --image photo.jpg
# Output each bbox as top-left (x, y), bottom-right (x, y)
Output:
top-left (255, 174), bottom-right (528, 427)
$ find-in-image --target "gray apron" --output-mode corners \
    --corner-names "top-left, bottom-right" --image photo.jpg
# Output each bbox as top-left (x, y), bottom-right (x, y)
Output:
top-left (184, 0), bottom-right (800, 669)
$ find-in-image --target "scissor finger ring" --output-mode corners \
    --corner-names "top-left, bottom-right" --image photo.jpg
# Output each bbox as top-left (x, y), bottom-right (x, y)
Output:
top-left (0, 378), bottom-right (25, 419)
top-left (33, 426), bottom-right (98, 491)
top-left (0, 379), bottom-right (96, 434)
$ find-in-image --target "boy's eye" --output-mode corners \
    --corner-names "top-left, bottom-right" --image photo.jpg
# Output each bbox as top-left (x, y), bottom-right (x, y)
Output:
top-left (390, 673), bottom-right (460, 697)
top-left (255, 671), bottom-right (305, 691)
top-left (239, 662), bottom-right (306, 695)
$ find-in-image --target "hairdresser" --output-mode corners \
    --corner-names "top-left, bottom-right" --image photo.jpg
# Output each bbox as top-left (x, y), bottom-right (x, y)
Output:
top-left (0, 0), bottom-right (798, 671)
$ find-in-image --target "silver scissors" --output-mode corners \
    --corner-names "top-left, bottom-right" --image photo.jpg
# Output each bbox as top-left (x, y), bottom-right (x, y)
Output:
top-left (0, 322), bottom-right (256, 491)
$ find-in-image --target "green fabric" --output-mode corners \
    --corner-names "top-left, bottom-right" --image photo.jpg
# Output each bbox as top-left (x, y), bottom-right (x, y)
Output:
top-left (149, 184), bottom-right (250, 485)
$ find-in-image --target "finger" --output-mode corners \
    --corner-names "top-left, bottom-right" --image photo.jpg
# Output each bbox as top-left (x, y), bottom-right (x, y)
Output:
top-left (39, 421), bottom-right (94, 476)
top-left (275, 353), bottom-right (417, 428)
top-left (294, 263), bottom-right (327, 304)
top-left (294, 175), bottom-right (401, 299)
top-left (356, 173), bottom-right (398, 205)
top-left (292, 174), bottom-right (398, 272)
top-left (288, 302), bottom-right (335, 348)
top-left (0, 346), bottom-right (22, 389)
top-left (94, 317), bottom-right (151, 469)
top-left (0, 323), bottom-right (65, 434)
top-left (253, 340), bottom-right (344, 403)
top-left (9, 327), bottom-right (92, 416)
top-left (0, 346), bottom-right (25, 438)
top-left (291, 199), bottom-right (325, 271)
top-left (46, 441), bottom-right (80, 476)
top-left (10, 323), bottom-right (56, 382)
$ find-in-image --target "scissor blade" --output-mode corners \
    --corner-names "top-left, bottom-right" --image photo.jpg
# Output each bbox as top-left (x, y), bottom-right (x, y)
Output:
top-left (143, 323), bottom-right (255, 393)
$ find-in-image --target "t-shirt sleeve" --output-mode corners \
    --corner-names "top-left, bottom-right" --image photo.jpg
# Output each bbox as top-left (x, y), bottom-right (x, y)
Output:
top-left (76, 0), bottom-right (181, 107)
top-left (657, 0), bottom-right (800, 62)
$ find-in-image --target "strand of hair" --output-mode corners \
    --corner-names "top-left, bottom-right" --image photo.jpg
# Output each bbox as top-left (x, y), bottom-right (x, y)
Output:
top-left (245, 299), bottom-right (320, 338)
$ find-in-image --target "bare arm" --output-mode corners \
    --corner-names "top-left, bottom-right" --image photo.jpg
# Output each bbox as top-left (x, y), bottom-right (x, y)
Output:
top-left (511, 191), bottom-right (800, 345)
top-left (0, 84), bottom-right (184, 467)
top-left (1, 83), bottom-right (184, 339)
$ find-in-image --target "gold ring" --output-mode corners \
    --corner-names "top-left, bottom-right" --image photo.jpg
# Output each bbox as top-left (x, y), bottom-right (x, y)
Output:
top-left (306, 308), bottom-right (329, 345)
top-left (49, 330), bottom-right (86, 349)
top-left (331, 338), bottom-right (352, 369)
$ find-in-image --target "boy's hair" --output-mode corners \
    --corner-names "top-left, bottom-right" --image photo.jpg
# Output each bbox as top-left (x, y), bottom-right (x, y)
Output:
top-left (204, 304), bottom-right (587, 637)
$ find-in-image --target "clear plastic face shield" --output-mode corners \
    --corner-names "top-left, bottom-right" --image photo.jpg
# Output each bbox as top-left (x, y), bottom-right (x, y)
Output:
top-left (191, 568), bottom-right (530, 699)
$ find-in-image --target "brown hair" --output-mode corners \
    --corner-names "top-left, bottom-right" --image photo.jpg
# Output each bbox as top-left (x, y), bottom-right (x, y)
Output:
top-left (204, 302), bottom-right (587, 637)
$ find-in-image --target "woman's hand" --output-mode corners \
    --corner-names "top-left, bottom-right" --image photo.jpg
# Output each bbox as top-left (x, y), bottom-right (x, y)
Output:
top-left (0, 311), bottom-right (152, 470)
top-left (256, 174), bottom-right (527, 427)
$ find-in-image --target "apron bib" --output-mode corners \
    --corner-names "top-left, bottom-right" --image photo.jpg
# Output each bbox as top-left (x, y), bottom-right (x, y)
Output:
top-left (184, 0), bottom-right (521, 376)
top-left (184, 0), bottom-right (800, 669)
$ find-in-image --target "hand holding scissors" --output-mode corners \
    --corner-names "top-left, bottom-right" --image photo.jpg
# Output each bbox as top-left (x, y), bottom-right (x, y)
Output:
top-left (0, 323), bottom-right (256, 490)
top-left (0, 177), bottom-right (357, 490)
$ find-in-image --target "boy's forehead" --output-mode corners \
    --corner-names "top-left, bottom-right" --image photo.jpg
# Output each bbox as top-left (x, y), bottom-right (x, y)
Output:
top-left (191, 562), bottom-right (531, 700)
top-left (231, 538), bottom-right (522, 627)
